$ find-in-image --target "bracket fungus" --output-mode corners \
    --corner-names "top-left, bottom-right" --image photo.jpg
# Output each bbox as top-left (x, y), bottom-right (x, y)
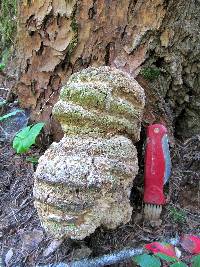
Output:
top-left (34, 67), bottom-right (145, 240)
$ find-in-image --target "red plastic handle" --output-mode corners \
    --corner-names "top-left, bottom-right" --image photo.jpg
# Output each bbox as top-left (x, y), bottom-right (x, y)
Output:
top-left (144, 124), bottom-right (167, 205)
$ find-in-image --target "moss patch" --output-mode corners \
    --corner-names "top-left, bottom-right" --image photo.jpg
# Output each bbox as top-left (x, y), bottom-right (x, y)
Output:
top-left (0, 0), bottom-right (17, 52)
top-left (60, 84), bottom-right (107, 110)
top-left (54, 101), bottom-right (136, 136)
top-left (67, 3), bottom-right (78, 58)
top-left (140, 67), bottom-right (160, 81)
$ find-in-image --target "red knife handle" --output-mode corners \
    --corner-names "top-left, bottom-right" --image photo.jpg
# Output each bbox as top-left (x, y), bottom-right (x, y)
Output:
top-left (144, 124), bottom-right (168, 205)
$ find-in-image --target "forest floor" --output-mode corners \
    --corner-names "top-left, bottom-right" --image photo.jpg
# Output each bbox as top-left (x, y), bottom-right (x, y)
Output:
top-left (0, 72), bottom-right (200, 267)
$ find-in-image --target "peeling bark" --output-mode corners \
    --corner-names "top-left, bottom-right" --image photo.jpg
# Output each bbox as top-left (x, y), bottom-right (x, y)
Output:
top-left (16, 0), bottom-right (200, 139)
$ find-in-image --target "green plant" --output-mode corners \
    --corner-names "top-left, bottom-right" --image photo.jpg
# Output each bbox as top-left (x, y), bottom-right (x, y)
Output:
top-left (0, 0), bottom-right (17, 50)
top-left (140, 67), bottom-right (160, 81)
top-left (133, 252), bottom-right (200, 267)
top-left (66, 3), bottom-right (78, 60)
top-left (1, 109), bottom-right (44, 154)
top-left (0, 63), bottom-right (6, 71)
top-left (132, 238), bottom-right (200, 267)
top-left (191, 255), bottom-right (200, 267)
top-left (0, 48), bottom-right (11, 71)
top-left (13, 123), bottom-right (45, 153)
top-left (168, 206), bottom-right (186, 224)
top-left (134, 253), bottom-right (187, 267)
top-left (26, 156), bottom-right (39, 164)
top-left (0, 0), bottom-right (17, 70)
top-left (134, 253), bottom-right (161, 267)
top-left (0, 109), bottom-right (23, 122)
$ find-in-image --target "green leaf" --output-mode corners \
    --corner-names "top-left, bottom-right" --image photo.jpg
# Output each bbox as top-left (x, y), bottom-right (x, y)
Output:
top-left (0, 109), bottom-right (23, 122)
top-left (0, 63), bottom-right (6, 71)
top-left (156, 253), bottom-right (177, 262)
top-left (170, 262), bottom-right (188, 267)
top-left (12, 122), bottom-right (45, 154)
top-left (26, 156), bottom-right (39, 164)
top-left (191, 255), bottom-right (200, 267)
top-left (133, 253), bottom-right (161, 267)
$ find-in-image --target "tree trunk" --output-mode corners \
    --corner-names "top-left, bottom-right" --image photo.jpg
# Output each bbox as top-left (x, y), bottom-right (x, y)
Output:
top-left (16, 0), bottom-right (200, 140)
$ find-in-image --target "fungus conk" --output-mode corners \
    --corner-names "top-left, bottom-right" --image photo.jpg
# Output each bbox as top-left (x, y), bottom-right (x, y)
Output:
top-left (33, 67), bottom-right (145, 240)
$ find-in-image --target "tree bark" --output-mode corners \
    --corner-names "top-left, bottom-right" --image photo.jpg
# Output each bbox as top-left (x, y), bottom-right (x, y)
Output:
top-left (16, 0), bottom-right (200, 139)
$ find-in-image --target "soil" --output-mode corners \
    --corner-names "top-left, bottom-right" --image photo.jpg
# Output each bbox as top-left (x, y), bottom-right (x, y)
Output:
top-left (0, 73), bottom-right (199, 267)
